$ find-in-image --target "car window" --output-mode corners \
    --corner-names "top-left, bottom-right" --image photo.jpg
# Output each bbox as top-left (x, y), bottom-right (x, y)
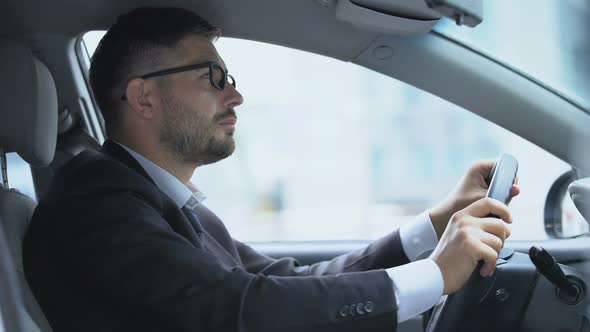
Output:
top-left (83, 33), bottom-right (572, 242)
top-left (3, 153), bottom-right (36, 201)
top-left (436, 0), bottom-right (590, 110)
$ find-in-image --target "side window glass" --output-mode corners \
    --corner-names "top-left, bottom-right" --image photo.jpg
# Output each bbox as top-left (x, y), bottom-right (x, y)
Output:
top-left (191, 38), bottom-right (571, 242)
top-left (82, 32), bottom-right (572, 242)
top-left (3, 153), bottom-right (36, 201)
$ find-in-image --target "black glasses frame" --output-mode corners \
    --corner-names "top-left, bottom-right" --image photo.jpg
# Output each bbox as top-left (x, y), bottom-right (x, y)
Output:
top-left (121, 61), bottom-right (235, 100)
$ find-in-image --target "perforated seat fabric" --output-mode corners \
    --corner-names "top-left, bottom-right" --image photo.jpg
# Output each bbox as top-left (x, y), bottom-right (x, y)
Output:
top-left (0, 39), bottom-right (57, 332)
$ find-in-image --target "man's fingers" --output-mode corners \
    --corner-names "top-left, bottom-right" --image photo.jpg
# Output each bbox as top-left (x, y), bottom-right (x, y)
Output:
top-left (478, 217), bottom-right (511, 240)
top-left (473, 222), bottom-right (505, 277)
top-left (478, 244), bottom-right (499, 277)
top-left (478, 231), bottom-right (504, 254)
top-left (474, 159), bottom-right (496, 179)
top-left (510, 184), bottom-right (521, 197)
top-left (465, 198), bottom-right (513, 224)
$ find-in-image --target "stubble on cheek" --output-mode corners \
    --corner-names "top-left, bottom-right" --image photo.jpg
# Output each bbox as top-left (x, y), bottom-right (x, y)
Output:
top-left (159, 95), bottom-right (235, 165)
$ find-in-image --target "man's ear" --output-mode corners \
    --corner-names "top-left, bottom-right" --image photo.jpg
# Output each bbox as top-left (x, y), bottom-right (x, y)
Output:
top-left (125, 78), bottom-right (157, 120)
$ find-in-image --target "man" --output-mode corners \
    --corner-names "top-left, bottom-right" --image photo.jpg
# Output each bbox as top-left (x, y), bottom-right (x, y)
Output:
top-left (23, 7), bottom-right (519, 332)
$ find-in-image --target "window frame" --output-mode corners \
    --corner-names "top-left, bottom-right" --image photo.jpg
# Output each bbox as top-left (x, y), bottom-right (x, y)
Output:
top-left (75, 34), bottom-right (106, 143)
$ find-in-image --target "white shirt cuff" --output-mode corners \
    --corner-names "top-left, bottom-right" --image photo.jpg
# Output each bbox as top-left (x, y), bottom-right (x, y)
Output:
top-left (399, 210), bottom-right (439, 261)
top-left (387, 259), bottom-right (444, 323)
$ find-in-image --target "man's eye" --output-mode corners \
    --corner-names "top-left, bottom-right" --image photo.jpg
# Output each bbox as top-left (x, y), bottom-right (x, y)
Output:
top-left (200, 73), bottom-right (210, 78)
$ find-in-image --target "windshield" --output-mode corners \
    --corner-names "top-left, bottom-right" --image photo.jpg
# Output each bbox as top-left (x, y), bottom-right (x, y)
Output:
top-left (435, 0), bottom-right (590, 110)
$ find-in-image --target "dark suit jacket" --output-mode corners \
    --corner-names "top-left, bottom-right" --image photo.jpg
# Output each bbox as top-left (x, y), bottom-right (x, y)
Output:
top-left (23, 140), bottom-right (411, 332)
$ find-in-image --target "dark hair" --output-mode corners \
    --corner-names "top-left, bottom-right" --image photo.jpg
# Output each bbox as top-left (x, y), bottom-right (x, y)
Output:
top-left (89, 7), bottom-right (221, 137)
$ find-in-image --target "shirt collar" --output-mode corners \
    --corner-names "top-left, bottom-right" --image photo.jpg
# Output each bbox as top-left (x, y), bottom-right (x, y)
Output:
top-left (114, 141), bottom-right (206, 208)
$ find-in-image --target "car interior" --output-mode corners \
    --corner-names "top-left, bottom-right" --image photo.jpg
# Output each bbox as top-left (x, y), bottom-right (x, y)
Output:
top-left (0, 0), bottom-right (589, 331)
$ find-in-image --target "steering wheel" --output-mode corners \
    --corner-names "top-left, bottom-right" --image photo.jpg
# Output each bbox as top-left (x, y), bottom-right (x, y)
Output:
top-left (426, 154), bottom-right (519, 332)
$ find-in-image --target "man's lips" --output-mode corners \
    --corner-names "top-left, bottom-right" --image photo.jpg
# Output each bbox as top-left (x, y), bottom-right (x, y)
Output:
top-left (219, 117), bottom-right (237, 126)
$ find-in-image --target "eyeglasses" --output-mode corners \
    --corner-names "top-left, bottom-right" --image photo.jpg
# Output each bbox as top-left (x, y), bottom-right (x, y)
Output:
top-left (121, 61), bottom-right (235, 100)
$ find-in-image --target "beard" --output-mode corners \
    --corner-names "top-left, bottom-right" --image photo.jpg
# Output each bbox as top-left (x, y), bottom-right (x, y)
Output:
top-left (159, 95), bottom-right (236, 166)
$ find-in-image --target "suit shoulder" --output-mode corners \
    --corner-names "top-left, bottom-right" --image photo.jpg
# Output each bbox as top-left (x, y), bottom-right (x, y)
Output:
top-left (45, 150), bottom-right (162, 209)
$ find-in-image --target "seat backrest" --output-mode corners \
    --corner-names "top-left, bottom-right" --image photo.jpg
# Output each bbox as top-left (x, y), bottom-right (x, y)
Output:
top-left (34, 124), bottom-right (103, 197)
top-left (0, 39), bottom-right (58, 332)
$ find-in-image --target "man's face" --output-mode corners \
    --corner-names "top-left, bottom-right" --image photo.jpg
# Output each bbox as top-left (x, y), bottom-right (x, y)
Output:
top-left (156, 35), bottom-right (244, 166)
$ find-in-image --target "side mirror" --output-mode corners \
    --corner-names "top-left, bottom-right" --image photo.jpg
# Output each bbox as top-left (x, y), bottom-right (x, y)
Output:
top-left (569, 178), bottom-right (590, 226)
top-left (545, 171), bottom-right (589, 239)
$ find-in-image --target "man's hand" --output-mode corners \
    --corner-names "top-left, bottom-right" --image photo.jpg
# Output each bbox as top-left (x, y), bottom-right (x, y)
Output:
top-left (429, 160), bottom-right (520, 239)
top-left (429, 197), bottom-right (512, 295)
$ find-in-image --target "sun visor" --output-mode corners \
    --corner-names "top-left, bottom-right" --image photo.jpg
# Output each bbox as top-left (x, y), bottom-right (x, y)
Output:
top-left (335, 0), bottom-right (482, 35)
top-left (569, 178), bottom-right (590, 224)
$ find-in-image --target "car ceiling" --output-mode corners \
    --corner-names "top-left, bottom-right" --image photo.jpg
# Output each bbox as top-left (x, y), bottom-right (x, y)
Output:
top-left (1, 0), bottom-right (378, 61)
top-left (2, 0), bottom-right (590, 174)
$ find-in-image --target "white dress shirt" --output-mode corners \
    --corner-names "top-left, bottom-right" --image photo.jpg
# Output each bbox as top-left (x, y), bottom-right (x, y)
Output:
top-left (117, 142), bottom-right (444, 324)
top-left (390, 212), bottom-right (443, 322)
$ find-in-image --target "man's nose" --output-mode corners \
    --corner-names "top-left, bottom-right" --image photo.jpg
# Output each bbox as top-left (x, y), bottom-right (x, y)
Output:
top-left (223, 83), bottom-right (244, 109)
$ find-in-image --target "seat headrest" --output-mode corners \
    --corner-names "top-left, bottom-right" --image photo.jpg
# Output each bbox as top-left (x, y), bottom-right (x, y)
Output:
top-left (0, 39), bottom-right (57, 167)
